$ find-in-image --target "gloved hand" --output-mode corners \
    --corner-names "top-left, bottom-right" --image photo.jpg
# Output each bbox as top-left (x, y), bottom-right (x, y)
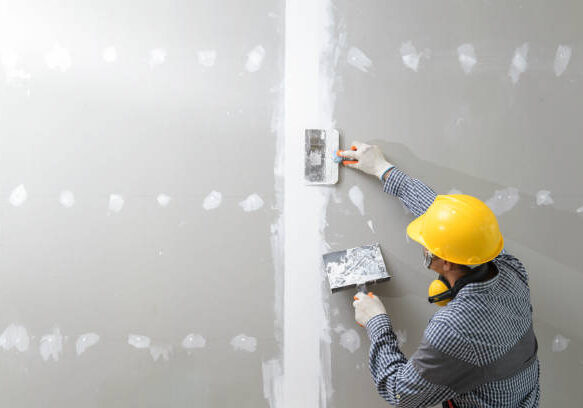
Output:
top-left (353, 292), bottom-right (387, 327)
top-left (340, 141), bottom-right (394, 180)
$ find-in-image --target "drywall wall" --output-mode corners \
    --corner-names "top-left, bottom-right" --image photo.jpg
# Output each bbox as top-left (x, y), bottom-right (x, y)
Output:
top-left (1, 0), bottom-right (582, 407)
top-left (0, 1), bottom-right (283, 406)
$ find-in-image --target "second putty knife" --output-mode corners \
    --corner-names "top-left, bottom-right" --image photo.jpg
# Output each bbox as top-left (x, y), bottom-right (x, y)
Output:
top-left (304, 129), bottom-right (339, 185)
top-left (322, 243), bottom-right (391, 293)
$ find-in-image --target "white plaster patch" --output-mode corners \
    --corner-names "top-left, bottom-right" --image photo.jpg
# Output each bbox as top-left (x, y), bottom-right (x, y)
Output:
top-left (40, 328), bottom-right (63, 362)
top-left (576, 206), bottom-right (583, 214)
top-left (448, 188), bottom-right (463, 195)
top-left (485, 187), bottom-right (520, 216)
top-left (457, 43), bottom-right (477, 74)
top-left (348, 185), bottom-right (365, 216)
top-left (1, 50), bottom-right (31, 87)
top-left (508, 43), bottom-right (529, 84)
top-left (396, 329), bottom-right (407, 348)
top-left (76, 333), bottom-right (100, 356)
top-left (262, 359), bottom-right (283, 408)
top-left (150, 344), bottom-right (172, 362)
top-left (9, 184), bottom-right (27, 207)
top-left (535, 190), bottom-right (554, 206)
top-left (245, 45), bottom-right (266, 72)
top-left (230, 334), bottom-right (257, 352)
top-left (339, 329), bottom-right (361, 353)
top-left (346, 46), bottom-right (372, 73)
top-left (553, 45), bottom-right (572, 77)
top-left (128, 334), bottom-right (151, 349)
top-left (108, 194), bottom-right (125, 213)
top-left (239, 193), bottom-right (264, 212)
top-left (149, 48), bottom-right (166, 67)
top-left (203, 190), bottom-right (223, 210)
top-left (45, 43), bottom-right (72, 72)
top-left (0, 324), bottom-right (30, 352)
top-left (367, 220), bottom-right (375, 233)
top-left (400, 41), bottom-right (428, 72)
top-left (157, 193), bottom-right (172, 207)
top-left (551, 334), bottom-right (570, 352)
top-left (102, 46), bottom-right (117, 63)
top-left (197, 50), bottom-right (217, 67)
top-left (59, 190), bottom-right (75, 208)
top-left (181, 333), bottom-right (206, 350)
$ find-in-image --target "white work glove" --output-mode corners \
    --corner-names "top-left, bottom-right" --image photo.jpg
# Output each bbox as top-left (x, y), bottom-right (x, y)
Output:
top-left (353, 292), bottom-right (387, 327)
top-left (340, 141), bottom-right (394, 180)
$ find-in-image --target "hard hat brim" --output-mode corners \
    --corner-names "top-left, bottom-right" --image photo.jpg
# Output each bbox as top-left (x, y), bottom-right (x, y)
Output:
top-left (406, 215), bottom-right (427, 247)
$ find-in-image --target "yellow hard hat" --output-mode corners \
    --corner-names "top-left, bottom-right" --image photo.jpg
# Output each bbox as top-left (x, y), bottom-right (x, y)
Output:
top-left (407, 194), bottom-right (504, 265)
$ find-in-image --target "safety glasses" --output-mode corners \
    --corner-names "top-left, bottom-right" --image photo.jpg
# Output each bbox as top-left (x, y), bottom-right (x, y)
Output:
top-left (423, 248), bottom-right (433, 269)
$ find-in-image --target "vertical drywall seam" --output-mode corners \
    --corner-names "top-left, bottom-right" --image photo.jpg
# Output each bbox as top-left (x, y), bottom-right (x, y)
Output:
top-left (283, 1), bottom-right (335, 407)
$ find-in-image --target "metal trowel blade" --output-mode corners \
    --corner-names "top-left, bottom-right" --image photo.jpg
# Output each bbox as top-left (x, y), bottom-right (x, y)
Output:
top-left (322, 243), bottom-right (391, 293)
top-left (304, 129), bottom-right (339, 185)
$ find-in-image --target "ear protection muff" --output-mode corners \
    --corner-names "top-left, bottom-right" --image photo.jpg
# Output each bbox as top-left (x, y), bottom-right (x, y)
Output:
top-left (428, 263), bottom-right (492, 306)
top-left (428, 276), bottom-right (453, 306)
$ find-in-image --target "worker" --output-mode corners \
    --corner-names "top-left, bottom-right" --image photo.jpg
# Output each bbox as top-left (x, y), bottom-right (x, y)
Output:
top-left (340, 142), bottom-right (540, 407)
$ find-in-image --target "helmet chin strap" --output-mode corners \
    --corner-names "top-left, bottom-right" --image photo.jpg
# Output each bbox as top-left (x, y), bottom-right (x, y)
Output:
top-left (428, 263), bottom-right (492, 305)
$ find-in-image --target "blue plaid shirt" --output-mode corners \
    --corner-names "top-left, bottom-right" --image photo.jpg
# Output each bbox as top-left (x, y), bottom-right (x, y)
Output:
top-left (366, 168), bottom-right (540, 407)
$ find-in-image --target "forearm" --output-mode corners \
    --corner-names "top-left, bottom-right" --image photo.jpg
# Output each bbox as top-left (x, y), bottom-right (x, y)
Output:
top-left (382, 168), bottom-right (437, 217)
top-left (367, 315), bottom-right (457, 407)
top-left (366, 314), bottom-right (408, 405)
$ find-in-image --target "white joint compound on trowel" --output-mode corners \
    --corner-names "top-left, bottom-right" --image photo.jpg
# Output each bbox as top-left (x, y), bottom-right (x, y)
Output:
top-left (304, 129), bottom-right (339, 185)
top-left (323, 243), bottom-right (389, 292)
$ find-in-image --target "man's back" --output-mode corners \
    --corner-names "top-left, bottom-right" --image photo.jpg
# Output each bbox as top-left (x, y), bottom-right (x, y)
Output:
top-left (421, 253), bottom-right (540, 407)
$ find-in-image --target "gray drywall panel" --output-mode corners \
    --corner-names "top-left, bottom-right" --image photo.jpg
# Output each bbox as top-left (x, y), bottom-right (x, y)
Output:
top-left (0, 1), bottom-right (282, 406)
top-left (326, 1), bottom-right (583, 407)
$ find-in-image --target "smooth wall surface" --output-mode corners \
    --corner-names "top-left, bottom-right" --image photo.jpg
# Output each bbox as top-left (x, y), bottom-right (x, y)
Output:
top-left (0, 1), bottom-right (282, 406)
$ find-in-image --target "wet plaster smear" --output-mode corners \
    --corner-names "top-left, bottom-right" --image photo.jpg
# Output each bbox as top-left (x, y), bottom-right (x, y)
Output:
top-left (281, 0), bottom-right (336, 406)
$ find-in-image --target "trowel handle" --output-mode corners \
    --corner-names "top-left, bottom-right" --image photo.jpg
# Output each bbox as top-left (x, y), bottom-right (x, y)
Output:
top-left (356, 284), bottom-right (375, 298)
top-left (353, 287), bottom-right (375, 302)
top-left (336, 146), bottom-right (359, 165)
top-left (356, 283), bottom-right (368, 293)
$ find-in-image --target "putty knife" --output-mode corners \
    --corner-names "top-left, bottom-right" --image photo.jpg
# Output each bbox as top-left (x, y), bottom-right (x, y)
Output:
top-left (304, 129), bottom-right (340, 185)
top-left (322, 243), bottom-right (390, 293)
